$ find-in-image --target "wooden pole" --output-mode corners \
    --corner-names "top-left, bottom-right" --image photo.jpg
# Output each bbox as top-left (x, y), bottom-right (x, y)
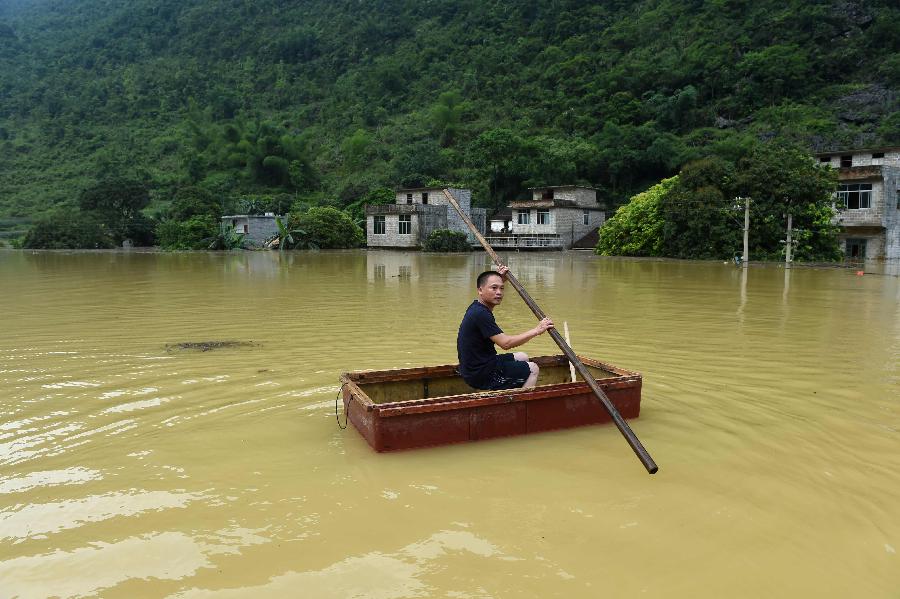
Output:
top-left (442, 189), bottom-right (659, 474)
top-left (563, 321), bottom-right (576, 383)
top-left (742, 197), bottom-right (750, 268)
top-left (785, 212), bottom-right (793, 269)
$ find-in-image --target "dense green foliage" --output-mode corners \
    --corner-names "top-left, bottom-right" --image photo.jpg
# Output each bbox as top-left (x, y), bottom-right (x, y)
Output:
top-left (1, 0), bottom-right (897, 252)
top-left (206, 226), bottom-right (247, 250)
top-left (293, 207), bottom-right (363, 249)
top-left (23, 178), bottom-right (155, 248)
top-left (156, 215), bottom-right (219, 250)
top-left (598, 141), bottom-right (841, 261)
top-left (423, 229), bottom-right (472, 252)
top-left (596, 177), bottom-right (674, 257)
top-left (77, 178), bottom-right (156, 246)
top-left (22, 212), bottom-right (114, 249)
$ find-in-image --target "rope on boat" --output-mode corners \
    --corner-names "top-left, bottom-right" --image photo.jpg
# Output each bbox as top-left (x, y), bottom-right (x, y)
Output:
top-left (335, 383), bottom-right (348, 430)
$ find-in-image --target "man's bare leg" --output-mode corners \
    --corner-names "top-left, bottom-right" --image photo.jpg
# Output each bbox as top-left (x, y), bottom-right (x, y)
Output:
top-left (524, 361), bottom-right (539, 388)
top-left (512, 352), bottom-right (539, 388)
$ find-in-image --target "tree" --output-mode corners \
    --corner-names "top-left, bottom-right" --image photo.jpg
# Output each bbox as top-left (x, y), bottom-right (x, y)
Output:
top-left (391, 141), bottom-right (448, 189)
top-left (169, 186), bottom-right (222, 221)
top-left (468, 129), bottom-right (532, 209)
top-left (77, 178), bottom-right (150, 245)
top-left (735, 143), bottom-right (839, 261)
top-left (736, 44), bottom-right (812, 107)
top-left (430, 91), bottom-right (466, 146)
top-left (156, 215), bottom-right (219, 250)
top-left (341, 129), bottom-right (372, 169)
top-left (596, 177), bottom-right (675, 257)
top-left (23, 211), bottom-right (114, 249)
top-left (659, 156), bottom-right (742, 259)
top-left (618, 141), bottom-right (841, 261)
top-left (294, 207), bottom-right (363, 249)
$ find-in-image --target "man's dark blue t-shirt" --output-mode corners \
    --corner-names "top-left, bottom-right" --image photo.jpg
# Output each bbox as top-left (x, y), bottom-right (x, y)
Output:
top-left (457, 300), bottom-right (503, 388)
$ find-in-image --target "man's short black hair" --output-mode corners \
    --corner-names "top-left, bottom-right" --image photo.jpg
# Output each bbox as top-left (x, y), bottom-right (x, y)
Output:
top-left (477, 270), bottom-right (503, 288)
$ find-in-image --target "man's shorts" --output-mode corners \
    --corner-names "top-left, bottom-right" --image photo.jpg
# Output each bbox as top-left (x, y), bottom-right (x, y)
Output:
top-left (486, 353), bottom-right (531, 390)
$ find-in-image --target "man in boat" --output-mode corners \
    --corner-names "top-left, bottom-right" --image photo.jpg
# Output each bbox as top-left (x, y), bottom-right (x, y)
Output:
top-left (457, 266), bottom-right (554, 390)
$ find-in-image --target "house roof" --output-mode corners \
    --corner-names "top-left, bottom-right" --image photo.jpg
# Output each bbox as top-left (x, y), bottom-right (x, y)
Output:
top-left (221, 214), bottom-right (280, 219)
top-left (509, 199), bottom-right (580, 208)
top-left (527, 185), bottom-right (597, 191)
top-left (396, 186), bottom-right (452, 192)
top-left (815, 146), bottom-right (900, 156)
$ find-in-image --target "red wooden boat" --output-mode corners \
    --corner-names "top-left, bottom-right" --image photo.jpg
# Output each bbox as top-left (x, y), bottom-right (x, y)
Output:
top-left (340, 354), bottom-right (642, 452)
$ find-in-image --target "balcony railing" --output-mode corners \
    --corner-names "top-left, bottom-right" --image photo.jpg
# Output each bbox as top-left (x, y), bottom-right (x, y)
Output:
top-left (365, 204), bottom-right (445, 215)
top-left (484, 235), bottom-right (563, 248)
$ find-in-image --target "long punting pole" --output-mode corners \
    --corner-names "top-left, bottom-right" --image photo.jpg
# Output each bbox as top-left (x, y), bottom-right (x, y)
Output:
top-left (442, 189), bottom-right (658, 474)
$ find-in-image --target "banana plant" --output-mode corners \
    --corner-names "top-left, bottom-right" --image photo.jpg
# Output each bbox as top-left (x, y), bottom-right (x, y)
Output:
top-left (271, 216), bottom-right (318, 250)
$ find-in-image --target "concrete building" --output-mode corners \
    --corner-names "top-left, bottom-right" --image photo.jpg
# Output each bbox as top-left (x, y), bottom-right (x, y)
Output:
top-left (816, 147), bottom-right (900, 260)
top-left (485, 186), bottom-right (605, 249)
top-left (489, 209), bottom-right (512, 233)
top-left (365, 187), bottom-right (486, 249)
top-left (221, 214), bottom-right (281, 248)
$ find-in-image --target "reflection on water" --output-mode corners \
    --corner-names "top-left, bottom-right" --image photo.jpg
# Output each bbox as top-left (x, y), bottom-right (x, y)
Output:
top-left (0, 250), bottom-right (898, 598)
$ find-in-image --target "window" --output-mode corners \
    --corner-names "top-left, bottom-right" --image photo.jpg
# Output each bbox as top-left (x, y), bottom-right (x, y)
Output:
top-left (837, 183), bottom-right (872, 209)
top-left (406, 193), bottom-right (413, 204)
top-left (819, 156), bottom-right (830, 163)
top-left (896, 191), bottom-right (900, 210)
top-left (541, 190), bottom-right (554, 200)
top-left (872, 152), bottom-right (884, 159)
top-left (243, 224), bottom-right (249, 234)
top-left (398, 214), bottom-right (411, 234)
top-left (537, 209), bottom-right (550, 225)
top-left (517, 210), bottom-right (530, 225)
top-left (373, 215), bottom-right (386, 235)
top-left (583, 210), bottom-right (590, 225)
top-left (840, 155), bottom-right (852, 168)
top-left (422, 192), bottom-right (428, 204)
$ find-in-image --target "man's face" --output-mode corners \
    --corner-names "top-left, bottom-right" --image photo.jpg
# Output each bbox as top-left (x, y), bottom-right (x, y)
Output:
top-left (477, 274), bottom-right (504, 308)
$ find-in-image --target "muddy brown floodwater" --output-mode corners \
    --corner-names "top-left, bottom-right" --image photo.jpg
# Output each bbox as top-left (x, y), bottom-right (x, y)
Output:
top-left (1, 249), bottom-right (898, 598)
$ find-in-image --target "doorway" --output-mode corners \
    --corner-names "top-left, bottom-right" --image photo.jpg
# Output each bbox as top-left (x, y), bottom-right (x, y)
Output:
top-left (845, 238), bottom-right (867, 260)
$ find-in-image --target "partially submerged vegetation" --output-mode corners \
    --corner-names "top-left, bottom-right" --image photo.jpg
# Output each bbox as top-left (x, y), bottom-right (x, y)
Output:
top-left (165, 341), bottom-right (257, 352)
top-left (597, 144), bottom-right (842, 262)
top-left (423, 229), bottom-right (471, 252)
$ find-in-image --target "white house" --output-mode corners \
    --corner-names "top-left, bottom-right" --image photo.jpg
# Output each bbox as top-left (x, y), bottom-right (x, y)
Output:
top-left (486, 186), bottom-right (605, 249)
top-left (365, 187), bottom-right (486, 248)
top-left (816, 147), bottom-right (900, 260)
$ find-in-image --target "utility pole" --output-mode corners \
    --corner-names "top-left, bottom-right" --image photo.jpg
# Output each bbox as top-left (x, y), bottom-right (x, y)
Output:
top-left (785, 212), bottom-right (793, 269)
top-left (742, 197), bottom-right (750, 268)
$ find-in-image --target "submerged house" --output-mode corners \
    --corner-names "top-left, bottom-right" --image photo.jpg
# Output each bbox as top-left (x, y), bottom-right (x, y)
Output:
top-left (486, 186), bottom-right (605, 249)
top-left (816, 147), bottom-right (900, 260)
top-left (365, 187), bottom-right (486, 248)
top-left (221, 214), bottom-right (281, 248)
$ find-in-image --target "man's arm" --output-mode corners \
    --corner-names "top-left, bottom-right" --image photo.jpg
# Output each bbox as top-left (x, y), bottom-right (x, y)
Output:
top-left (490, 317), bottom-right (554, 350)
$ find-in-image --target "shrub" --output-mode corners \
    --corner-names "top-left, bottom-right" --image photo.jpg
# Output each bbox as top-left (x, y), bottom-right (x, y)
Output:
top-left (596, 177), bottom-right (675, 256)
top-left (23, 211), bottom-right (114, 249)
top-left (294, 207), bottom-right (363, 249)
top-left (156, 215), bottom-right (219, 250)
top-left (424, 229), bottom-right (472, 252)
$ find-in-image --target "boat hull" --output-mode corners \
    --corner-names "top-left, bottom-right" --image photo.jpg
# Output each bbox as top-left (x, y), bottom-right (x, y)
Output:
top-left (340, 355), bottom-right (642, 452)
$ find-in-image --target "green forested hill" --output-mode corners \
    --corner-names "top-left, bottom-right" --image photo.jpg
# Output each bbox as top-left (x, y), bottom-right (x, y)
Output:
top-left (1, 0), bottom-right (898, 231)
